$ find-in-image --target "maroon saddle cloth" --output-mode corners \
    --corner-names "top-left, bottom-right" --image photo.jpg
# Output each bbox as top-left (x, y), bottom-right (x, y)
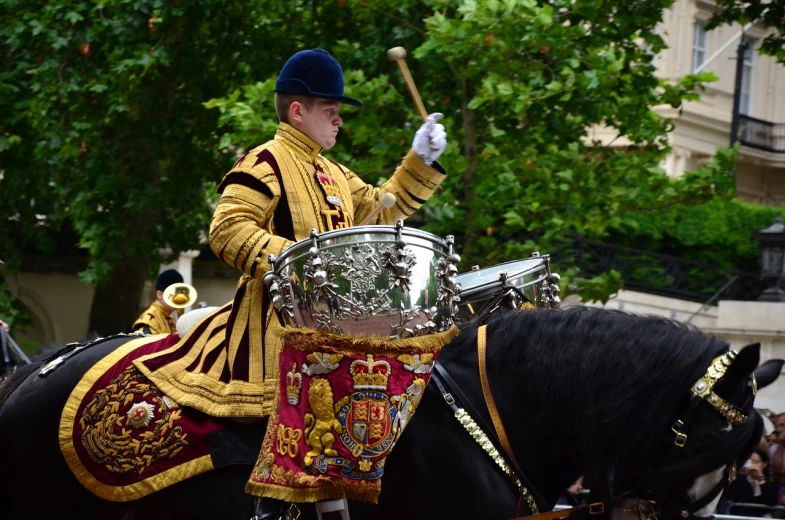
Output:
top-left (59, 333), bottom-right (262, 502)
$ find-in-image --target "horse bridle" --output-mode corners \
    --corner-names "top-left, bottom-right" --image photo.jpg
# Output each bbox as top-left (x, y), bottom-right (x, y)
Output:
top-left (627, 351), bottom-right (760, 520)
top-left (430, 327), bottom-right (760, 520)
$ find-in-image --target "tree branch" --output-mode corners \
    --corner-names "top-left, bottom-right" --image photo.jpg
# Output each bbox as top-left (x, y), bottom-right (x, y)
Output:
top-left (461, 79), bottom-right (479, 259)
top-left (354, 1), bottom-right (428, 38)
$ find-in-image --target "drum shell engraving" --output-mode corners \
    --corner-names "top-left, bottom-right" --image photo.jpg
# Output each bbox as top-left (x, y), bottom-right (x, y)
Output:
top-left (269, 225), bottom-right (459, 338)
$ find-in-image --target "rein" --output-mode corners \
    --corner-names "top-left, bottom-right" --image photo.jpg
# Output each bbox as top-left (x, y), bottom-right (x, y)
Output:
top-left (477, 325), bottom-right (517, 463)
top-left (431, 324), bottom-right (554, 516)
top-left (432, 325), bottom-right (758, 520)
top-left (430, 364), bottom-right (546, 514)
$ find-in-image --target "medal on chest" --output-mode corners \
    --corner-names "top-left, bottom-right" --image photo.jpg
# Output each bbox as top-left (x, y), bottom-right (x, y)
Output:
top-left (314, 164), bottom-right (343, 207)
top-left (313, 163), bottom-right (353, 231)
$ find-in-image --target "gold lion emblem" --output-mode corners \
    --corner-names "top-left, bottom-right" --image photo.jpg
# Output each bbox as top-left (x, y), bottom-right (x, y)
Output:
top-left (302, 377), bottom-right (343, 467)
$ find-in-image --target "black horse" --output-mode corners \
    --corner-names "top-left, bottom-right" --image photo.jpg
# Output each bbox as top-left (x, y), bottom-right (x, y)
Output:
top-left (0, 307), bottom-right (779, 520)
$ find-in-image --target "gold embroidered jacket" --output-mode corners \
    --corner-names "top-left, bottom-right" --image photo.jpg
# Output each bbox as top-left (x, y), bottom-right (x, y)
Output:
top-left (132, 301), bottom-right (177, 336)
top-left (136, 123), bottom-right (448, 417)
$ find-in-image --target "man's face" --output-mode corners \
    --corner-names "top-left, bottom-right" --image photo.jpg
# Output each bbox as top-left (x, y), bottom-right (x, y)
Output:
top-left (156, 290), bottom-right (176, 313)
top-left (294, 98), bottom-right (342, 149)
top-left (775, 415), bottom-right (785, 441)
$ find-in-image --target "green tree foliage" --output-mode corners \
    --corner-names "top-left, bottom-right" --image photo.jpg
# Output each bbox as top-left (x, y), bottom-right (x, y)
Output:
top-left (708, 0), bottom-right (785, 63)
top-left (0, 0), bottom-right (302, 333)
top-left (0, 0), bottom-right (742, 339)
top-left (209, 0), bottom-right (737, 302)
top-left (615, 200), bottom-right (784, 272)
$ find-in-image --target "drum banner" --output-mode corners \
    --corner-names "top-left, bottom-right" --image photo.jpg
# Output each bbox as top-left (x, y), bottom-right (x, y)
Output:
top-left (246, 326), bottom-right (459, 503)
top-left (60, 333), bottom-right (236, 502)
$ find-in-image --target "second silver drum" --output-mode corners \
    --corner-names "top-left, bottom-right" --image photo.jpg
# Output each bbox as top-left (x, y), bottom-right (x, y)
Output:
top-left (455, 254), bottom-right (560, 322)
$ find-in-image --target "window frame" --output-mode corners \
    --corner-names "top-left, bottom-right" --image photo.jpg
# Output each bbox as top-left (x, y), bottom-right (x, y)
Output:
top-left (691, 20), bottom-right (708, 72)
top-left (739, 38), bottom-right (756, 116)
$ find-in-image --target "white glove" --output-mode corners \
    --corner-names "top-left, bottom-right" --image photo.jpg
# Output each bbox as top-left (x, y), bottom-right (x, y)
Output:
top-left (412, 113), bottom-right (447, 166)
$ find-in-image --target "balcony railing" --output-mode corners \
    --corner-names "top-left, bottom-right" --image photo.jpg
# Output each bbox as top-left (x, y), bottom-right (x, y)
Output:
top-left (558, 235), bottom-right (763, 303)
top-left (737, 114), bottom-right (785, 153)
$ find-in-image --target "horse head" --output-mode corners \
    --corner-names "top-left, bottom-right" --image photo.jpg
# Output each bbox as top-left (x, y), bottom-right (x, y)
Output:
top-left (610, 342), bottom-right (775, 520)
top-left (432, 307), bottom-right (781, 520)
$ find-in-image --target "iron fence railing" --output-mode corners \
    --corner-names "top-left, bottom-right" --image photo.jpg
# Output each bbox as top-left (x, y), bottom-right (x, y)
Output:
top-left (737, 114), bottom-right (785, 153)
top-left (560, 235), bottom-right (762, 303)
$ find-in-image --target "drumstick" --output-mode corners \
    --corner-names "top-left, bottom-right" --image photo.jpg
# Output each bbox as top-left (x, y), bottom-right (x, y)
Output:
top-left (359, 193), bottom-right (396, 226)
top-left (387, 47), bottom-right (428, 123)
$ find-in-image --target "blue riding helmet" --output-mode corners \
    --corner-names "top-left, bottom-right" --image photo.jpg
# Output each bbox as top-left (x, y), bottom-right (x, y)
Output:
top-left (274, 48), bottom-right (363, 107)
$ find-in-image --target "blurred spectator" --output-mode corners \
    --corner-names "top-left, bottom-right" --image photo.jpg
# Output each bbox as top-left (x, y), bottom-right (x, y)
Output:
top-left (556, 476), bottom-right (586, 507)
top-left (724, 448), bottom-right (779, 517)
top-left (761, 434), bottom-right (771, 454)
top-left (770, 414), bottom-right (785, 504)
top-left (567, 476), bottom-right (584, 496)
top-left (0, 319), bottom-right (9, 333)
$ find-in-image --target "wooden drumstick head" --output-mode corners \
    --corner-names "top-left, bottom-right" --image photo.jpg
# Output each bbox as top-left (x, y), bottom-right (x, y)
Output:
top-left (358, 193), bottom-right (397, 226)
top-left (386, 46), bottom-right (428, 123)
top-left (380, 192), bottom-right (396, 209)
top-left (387, 47), bottom-right (407, 61)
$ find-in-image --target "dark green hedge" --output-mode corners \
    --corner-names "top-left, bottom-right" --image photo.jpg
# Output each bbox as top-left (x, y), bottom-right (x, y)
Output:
top-left (611, 200), bottom-right (784, 273)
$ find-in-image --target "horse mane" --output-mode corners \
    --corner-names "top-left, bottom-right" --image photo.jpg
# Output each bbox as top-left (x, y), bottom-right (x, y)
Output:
top-left (0, 363), bottom-right (42, 410)
top-left (445, 306), bottom-right (730, 492)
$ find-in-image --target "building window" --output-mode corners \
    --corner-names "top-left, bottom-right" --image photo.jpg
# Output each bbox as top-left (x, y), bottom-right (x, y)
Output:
top-left (740, 39), bottom-right (756, 115)
top-left (692, 21), bottom-right (707, 72)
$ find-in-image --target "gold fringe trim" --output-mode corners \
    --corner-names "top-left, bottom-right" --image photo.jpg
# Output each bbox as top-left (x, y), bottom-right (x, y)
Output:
top-left (275, 325), bottom-right (460, 354)
top-left (134, 303), bottom-right (276, 418)
top-left (59, 334), bottom-right (215, 502)
top-left (139, 374), bottom-right (277, 418)
top-left (245, 481), bottom-right (381, 505)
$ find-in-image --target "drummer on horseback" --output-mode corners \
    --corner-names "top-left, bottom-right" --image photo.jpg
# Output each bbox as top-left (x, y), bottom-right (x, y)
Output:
top-left (135, 48), bottom-right (448, 420)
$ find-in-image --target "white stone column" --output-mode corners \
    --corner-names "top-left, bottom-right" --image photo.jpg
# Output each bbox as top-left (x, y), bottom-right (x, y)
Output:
top-left (662, 147), bottom-right (692, 178)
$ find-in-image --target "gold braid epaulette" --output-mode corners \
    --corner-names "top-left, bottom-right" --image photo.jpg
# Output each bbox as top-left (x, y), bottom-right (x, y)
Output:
top-left (454, 409), bottom-right (539, 514)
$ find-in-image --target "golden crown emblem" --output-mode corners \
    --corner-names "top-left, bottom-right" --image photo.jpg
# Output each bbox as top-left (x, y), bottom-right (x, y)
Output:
top-left (350, 354), bottom-right (391, 391)
top-left (286, 363), bottom-right (303, 405)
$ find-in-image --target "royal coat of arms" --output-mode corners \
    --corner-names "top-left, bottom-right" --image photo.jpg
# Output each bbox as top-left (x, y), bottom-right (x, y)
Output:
top-left (247, 329), bottom-right (457, 503)
top-left (333, 355), bottom-right (398, 476)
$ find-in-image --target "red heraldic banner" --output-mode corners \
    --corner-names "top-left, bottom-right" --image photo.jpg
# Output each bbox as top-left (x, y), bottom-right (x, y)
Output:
top-left (246, 327), bottom-right (458, 503)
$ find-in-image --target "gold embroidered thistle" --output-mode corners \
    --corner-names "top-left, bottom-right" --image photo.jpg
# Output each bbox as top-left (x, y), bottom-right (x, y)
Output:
top-left (691, 350), bottom-right (747, 425)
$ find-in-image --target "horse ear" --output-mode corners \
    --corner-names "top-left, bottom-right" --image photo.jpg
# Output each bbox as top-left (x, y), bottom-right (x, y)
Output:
top-left (754, 359), bottom-right (784, 390)
top-left (727, 343), bottom-right (760, 379)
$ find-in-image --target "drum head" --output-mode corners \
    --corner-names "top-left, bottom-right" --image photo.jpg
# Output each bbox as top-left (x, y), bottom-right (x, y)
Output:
top-left (457, 258), bottom-right (546, 298)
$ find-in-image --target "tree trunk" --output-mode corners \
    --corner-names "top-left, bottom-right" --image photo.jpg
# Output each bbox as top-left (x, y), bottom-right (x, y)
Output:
top-left (88, 253), bottom-right (152, 336)
top-left (461, 80), bottom-right (479, 260)
top-left (87, 210), bottom-right (157, 337)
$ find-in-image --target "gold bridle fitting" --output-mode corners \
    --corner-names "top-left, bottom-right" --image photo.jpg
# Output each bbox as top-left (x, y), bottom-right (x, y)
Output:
top-left (690, 350), bottom-right (748, 426)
